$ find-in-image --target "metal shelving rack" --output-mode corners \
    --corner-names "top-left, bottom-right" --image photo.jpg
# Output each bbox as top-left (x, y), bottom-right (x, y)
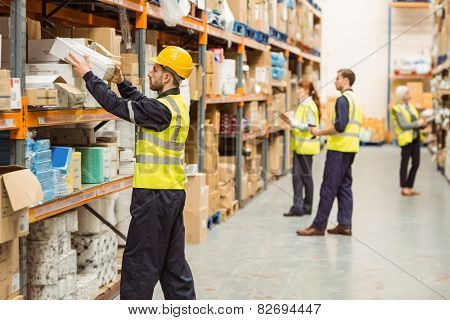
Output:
top-left (2, 0), bottom-right (322, 299)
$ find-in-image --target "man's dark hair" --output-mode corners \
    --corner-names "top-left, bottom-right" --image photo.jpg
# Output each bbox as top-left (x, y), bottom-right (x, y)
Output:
top-left (163, 67), bottom-right (182, 87)
top-left (338, 69), bottom-right (356, 86)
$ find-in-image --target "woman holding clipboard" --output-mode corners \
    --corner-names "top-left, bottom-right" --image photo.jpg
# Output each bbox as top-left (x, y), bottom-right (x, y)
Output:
top-left (281, 79), bottom-right (321, 217)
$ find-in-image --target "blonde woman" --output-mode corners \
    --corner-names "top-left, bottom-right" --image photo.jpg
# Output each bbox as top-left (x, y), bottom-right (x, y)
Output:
top-left (391, 86), bottom-right (427, 196)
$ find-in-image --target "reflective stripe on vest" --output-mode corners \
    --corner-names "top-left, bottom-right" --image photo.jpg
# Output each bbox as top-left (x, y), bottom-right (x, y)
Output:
top-left (136, 154), bottom-right (183, 165)
top-left (127, 101), bottom-right (136, 124)
top-left (137, 130), bottom-right (184, 151)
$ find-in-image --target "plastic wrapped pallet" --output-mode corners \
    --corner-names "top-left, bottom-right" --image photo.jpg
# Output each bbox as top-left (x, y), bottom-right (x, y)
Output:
top-left (76, 196), bottom-right (117, 234)
top-left (58, 274), bottom-right (77, 300)
top-left (72, 230), bottom-right (117, 267)
top-left (29, 215), bottom-right (66, 241)
top-left (79, 258), bottom-right (117, 287)
top-left (57, 232), bottom-right (72, 255)
top-left (76, 274), bottom-right (100, 300)
top-left (28, 284), bottom-right (59, 300)
top-left (116, 217), bottom-right (131, 246)
top-left (27, 239), bottom-right (59, 285)
top-left (58, 249), bottom-right (77, 278)
top-left (115, 188), bottom-right (132, 221)
top-left (65, 210), bottom-right (79, 233)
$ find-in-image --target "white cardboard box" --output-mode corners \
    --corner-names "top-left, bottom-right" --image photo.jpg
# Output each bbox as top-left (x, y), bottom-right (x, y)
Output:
top-left (50, 38), bottom-right (116, 81)
top-left (25, 63), bottom-right (80, 87)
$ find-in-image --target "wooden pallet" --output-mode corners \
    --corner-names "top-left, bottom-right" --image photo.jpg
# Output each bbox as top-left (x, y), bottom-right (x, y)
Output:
top-left (94, 275), bottom-right (121, 300)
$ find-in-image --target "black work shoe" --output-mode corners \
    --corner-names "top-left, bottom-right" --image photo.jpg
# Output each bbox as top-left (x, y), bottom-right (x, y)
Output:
top-left (283, 212), bottom-right (304, 217)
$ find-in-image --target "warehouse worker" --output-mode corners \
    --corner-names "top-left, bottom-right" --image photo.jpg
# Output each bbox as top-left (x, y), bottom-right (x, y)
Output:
top-left (297, 69), bottom-right (362, 237)
top-left (391, 86), bottom-right (426, 196)
top-left (66, 46), bottom-right (196, 300)
top-left (281, 79), bottom-right (321, 217)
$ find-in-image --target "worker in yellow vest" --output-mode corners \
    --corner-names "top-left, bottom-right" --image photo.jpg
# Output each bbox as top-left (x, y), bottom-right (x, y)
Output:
top-left (281, 79), bottom-right (321, 217)
top-left (391, 85), bottom-right (427, 196)
top-left (67, 46), bottom-right (196, 300)
top-left (297, 69), bottom-right (363, 236)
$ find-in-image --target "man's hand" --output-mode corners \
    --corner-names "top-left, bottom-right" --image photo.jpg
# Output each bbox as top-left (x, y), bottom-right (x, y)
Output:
top-left (65, 53), bottom-right (92, 78)
top-left (311, 127), bottom-right (321, 136)
top-left (110, 63), bottom-right (125, 84)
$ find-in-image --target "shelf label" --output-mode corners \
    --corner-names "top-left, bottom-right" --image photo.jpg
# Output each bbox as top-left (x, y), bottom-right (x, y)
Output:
top-left (0, 119), bottom-right (15, 129)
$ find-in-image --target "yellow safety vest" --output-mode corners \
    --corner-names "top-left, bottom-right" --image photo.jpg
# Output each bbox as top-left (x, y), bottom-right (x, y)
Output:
top-left (391, 103), bottom-right (421, 147)
top-left (327, 90), bottom-right (363, 153)
top-left (290, 97), bottom-right (320, 155)
top-left (133, 94), bottom-right (189, 189)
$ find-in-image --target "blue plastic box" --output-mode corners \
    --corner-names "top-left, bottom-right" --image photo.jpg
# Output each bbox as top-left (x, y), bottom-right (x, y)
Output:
top-left (33, 160), bottom-right (52, 174)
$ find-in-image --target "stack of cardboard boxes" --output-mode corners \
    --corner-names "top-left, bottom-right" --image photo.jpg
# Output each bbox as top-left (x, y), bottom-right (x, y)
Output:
top-left (227, 0), bottom-right (270, 34)
top-left (246, 50), bottom-right (272, 95)
top-left (218, 160), bottom-right (237, 221)
top-left (361, 117), bottom-right (386, 144)
top-left (243, 140), bottom-right (264, 198)
top-left (245, 101), bottom-right (267, 136)
top-left (0, 166), bottom-right (43, 300)
top-left (184, 174), bottom-right (209, 244)
top-left (269, 135), bottom-right (283, 178)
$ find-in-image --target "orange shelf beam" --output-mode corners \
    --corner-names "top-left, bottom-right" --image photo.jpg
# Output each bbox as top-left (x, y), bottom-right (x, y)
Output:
top-left (390, 1), bottom-right (431, 8)
top-left (97, 0), bottom-right (144, 12)
top-left (0, 111), bottom-right (22, 131)
top-left (27, 108), bottom-right (117, 128)
top-left (29, 176), bottom-right (133, 223)
top-left (27, 1), bottom-right (119, 28)
top-left (390, 73), bottom-right (432, 80)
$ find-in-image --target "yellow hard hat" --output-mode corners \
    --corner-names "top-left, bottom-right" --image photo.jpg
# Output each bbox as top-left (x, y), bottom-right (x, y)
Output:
top-left (149, 46), bottom-right (194, 79)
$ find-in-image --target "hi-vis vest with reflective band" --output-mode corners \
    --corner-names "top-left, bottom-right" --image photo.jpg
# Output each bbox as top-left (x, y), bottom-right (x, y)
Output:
top-left (327, 90), bottom-right (363, 153)
top-left (391, 103), bottom-right (420, 147)
top-left (133, 94), bottom-right (189, 190)
top-left (290, 98), bottom-right (320, 155)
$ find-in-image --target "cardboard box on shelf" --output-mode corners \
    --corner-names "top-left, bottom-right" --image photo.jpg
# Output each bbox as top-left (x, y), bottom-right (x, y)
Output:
top-left (218, 163), bottom-right (236, 182)
top-left (206, 51), bottom-right (214, 74)
top-left (25, 63), bottom-right (80, 87)
top-left (204, 149), bottom-right (219, 174)
top-left (28, 39), bottom-right (86, 63)
top-left (205, 124), bottom-right (219, 147)
top-left (406, 82), bottom-right (424, 109)
top-left (422, 92), bottom-right (432, 109)
top-left (218, 180), bottom-right (233, 197)
top-left (247, 50), bottom-right (271, 94)
top-left (206, 106), bottom-right (221, 134)
top-left (219, 185), bottom-right (235, 209)
top-left (248, 0), bottom-right (264, 31)
top-left (228, 0), bottom-right (248, 24)
top-left (189, 64), bottom-right (203, 101)
top-left (0, 238), bottom-right (19, 300)
top-left (122, 63), bottom-right (140, 85)
top-left (0, 166), bottom-right (43, 244)
top-left (71, 28), bottom-right (117, 54)
top-left (241, 174), bottom-right (249, 201)
top-left (209, 190), bottom-right (220, 216)
top-left (184, 174), bottom-right (209, 244)
top-left (269, 135), bottom-right (283, 176)
top-left (0, 70), bottom-right (11, 111)
top-left (206, 172), bottom-right (219, 192)
top-left (10, 78), bottom-right (22, 110)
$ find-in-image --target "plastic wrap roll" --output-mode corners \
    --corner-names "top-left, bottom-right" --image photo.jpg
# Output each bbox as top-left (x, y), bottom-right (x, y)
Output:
top-left (76, 147), bottom-right (104, 184)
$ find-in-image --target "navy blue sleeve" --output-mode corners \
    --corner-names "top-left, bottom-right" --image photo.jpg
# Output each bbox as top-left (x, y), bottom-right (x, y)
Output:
top-left (117, 79), bottom-right (147, 102)
top-left (83, 71), bottom-right (172, 132)
top-left (334, 96), bottom-right (350, 133)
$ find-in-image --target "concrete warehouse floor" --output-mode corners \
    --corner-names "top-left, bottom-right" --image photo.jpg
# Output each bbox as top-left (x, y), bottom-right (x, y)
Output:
top-left (153, 146), bottom-right (450, 300)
